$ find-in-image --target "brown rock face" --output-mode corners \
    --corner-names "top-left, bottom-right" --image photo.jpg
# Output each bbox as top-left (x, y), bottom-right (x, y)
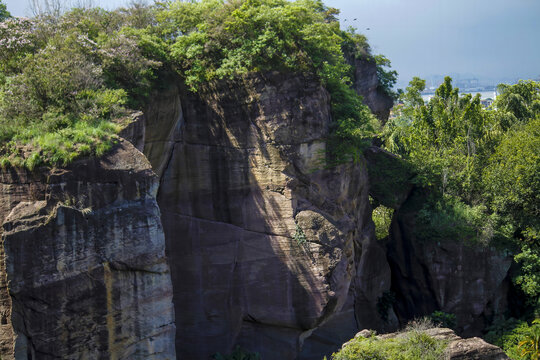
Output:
top-left (387, 189), bottom-right (512, 336)
top-left (0, 141), bottom-right (175, 359)
top-left (142, 72), bottom-right (395, 359)
top-left (426, 328), bottom-right (509, 360)
top-left (351, 57), bottom-right (394, 122)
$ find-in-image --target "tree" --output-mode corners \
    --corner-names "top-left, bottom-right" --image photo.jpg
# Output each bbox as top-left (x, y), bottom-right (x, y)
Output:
top-left (518, 319), bottom-right (540, 360)
top-left (0, 0), bottom-right (11, 21)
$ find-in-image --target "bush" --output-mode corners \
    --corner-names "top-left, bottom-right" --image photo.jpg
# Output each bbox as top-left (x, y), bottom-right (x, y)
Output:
top-left (485, 318), bottom-right (540, 360)
top-left (0, 6), bottom-right (161, 168)
top-left (332, 324), bottom-right (447, 360)
top-left (429, 311), bottom-right (456, 329)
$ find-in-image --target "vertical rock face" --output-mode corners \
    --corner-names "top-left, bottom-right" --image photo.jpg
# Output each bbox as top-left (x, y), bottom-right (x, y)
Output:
top-left (387, 190), bottom-right (512, 337)
top-left (0, 141), bottom-right (175, 359)
top-left (364, 147), bottom-right (512, 337)
top-left (0, 60), bottom-right (512, 360)
top-left (143, 72), bottom-right (395, 359)
top-left (351, 57), bottom-right (394, 122)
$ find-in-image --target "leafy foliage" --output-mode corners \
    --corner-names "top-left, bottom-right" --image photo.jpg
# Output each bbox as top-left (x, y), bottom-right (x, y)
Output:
top-left (332, 326), bottom-right (447, 360)
top-left (486, 318), bottom-right (540, 360)
top-left (0, 4), bottom-right (161, 168)
top-left (383, 77), bottom-right (540, 346)
top-left (429, 311), bottom-right (456, 329)
top-left (374, 54), bottom-right (398, 99)
top-left (518, 319), bottom-right (540, 360)
top-left (0, 0), bottom-right (393, 168)
top-left (0, 0), bottom-right (10, 22)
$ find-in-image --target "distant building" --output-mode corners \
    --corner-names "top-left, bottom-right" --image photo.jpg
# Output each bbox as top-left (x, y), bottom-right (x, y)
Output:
top-left (480, 98), bottom-right (494, 108)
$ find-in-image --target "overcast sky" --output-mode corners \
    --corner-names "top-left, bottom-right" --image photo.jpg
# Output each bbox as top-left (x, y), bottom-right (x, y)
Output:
top-left (4, 0), bottom-right (540, 88)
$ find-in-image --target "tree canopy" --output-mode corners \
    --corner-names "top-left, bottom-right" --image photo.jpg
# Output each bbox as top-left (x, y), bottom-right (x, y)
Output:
top-left (0, 0), bottom-right (10, 22)
top-left (383, 77), bottom-right (540, 314)
top-left (0, 0), bottom-right (390, 168)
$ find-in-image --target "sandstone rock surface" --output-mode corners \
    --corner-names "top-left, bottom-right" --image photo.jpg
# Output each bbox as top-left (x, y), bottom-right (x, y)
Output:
top-left (0, 141), bottom-right (175, 359)
top-left (426, 328), bottom-right (509, 360)
top-left (351, 57), bottom-right (394, 122)
top-left (142, 72), bottom-right (395, 359)
top-left (387, 189), bottom-right (512, 336)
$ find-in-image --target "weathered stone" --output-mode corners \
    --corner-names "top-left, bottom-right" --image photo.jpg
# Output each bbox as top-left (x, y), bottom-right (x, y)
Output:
top-left (0, 141), bottom-right (175, 359)
top-left (143, 72), bottom-right (395, 359)
top-left (425, 328), bottom-right (509, 359)
top-left (350, 57), bottom-right (395, 122)
top-left (387, 189), bottom-right (512, 336)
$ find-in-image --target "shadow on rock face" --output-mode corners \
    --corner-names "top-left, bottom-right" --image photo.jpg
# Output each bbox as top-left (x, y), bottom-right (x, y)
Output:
top-left (145, 72), bottom-right (396, 359)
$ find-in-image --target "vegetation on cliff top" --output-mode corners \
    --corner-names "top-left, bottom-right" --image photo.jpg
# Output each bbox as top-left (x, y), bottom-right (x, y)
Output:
top-left (383, 77), bottom-right (540, 359)
top-left (0, 0), bottom-right (392, 169)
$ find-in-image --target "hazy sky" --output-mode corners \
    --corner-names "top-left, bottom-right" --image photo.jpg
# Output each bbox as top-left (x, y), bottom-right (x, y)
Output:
top-left (4, 0), bottom-right (540, 88)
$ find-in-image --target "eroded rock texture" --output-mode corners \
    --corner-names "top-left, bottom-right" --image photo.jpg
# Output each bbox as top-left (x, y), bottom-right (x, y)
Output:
top-left (0, 141), bottom-right (175, 359)
top-left (363, 145), bottom-right (511, 338)
top-left (388, 190), bottom-right (511, 336)
top-left (351, 57), bottom-right (394, 122)
top-left (426, 328), bottom-right (509, 360)
top-left (142, 72), bottom-right (395, 359)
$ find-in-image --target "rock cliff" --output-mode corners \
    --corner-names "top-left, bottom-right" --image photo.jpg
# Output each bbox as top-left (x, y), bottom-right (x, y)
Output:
top-left (364, 147), bottom-right (512, 337)
top-left (350, 57), bottom-right (394, 122)
top-left (0, 141), bottom-right (175, 359)
top-left (0, 59), bottom-right (512, 359)
top-left (387, 188), bottom-right (511, 337)
top-left (142, 72), bottom-right (395, 359)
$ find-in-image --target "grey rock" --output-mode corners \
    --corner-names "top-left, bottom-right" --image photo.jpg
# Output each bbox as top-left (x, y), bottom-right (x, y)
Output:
top-left (0, 141), bottom-right (175, 359)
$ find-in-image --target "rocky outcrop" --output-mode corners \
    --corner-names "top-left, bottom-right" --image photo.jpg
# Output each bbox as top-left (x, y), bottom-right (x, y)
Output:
top-left (347, 327), bottom-right (509, 359)
top-left (425, 328), bottom-right (509, 359)
top-left (0, 141), bottom-right (175, 359)
top-left (351, 57), bottom-right (394, 122)
top-left (363, 146), bottom-right (415, 210)
top-left (363, 146), bottom-right (512, 337)
top-left (0, 60), bottom-right (513, 359)
top-left (142, 72), bottom-right (395, 359)
top-left (387, 189), bottom-right (511, 336)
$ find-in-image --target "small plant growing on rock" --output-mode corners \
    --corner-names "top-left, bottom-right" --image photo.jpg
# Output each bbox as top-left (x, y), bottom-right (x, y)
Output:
top-left (294, 224), bottom-right (307, 246)
top-left (376, 291), bottom-right (395, 322)
top-left (429, 311), bottom-right (457, 329)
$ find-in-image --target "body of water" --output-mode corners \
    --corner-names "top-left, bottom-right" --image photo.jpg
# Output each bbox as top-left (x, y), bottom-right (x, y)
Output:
top-left (422, 91), bottom-right (497, 101)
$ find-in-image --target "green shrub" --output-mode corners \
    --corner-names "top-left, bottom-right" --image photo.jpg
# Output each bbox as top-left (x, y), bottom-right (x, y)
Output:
top-left (372, 203), bottom-right (394, 241)
top-left (332, 328), bottom-right (447, 360)
top-left (0, 6), bottom-right (160, 168)
top-left (429, 311), bottom-right (456, 329)
top-left (376, 291), bottom-right (395, 322)
top-left (485, 318), bottom-right (540, 360)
